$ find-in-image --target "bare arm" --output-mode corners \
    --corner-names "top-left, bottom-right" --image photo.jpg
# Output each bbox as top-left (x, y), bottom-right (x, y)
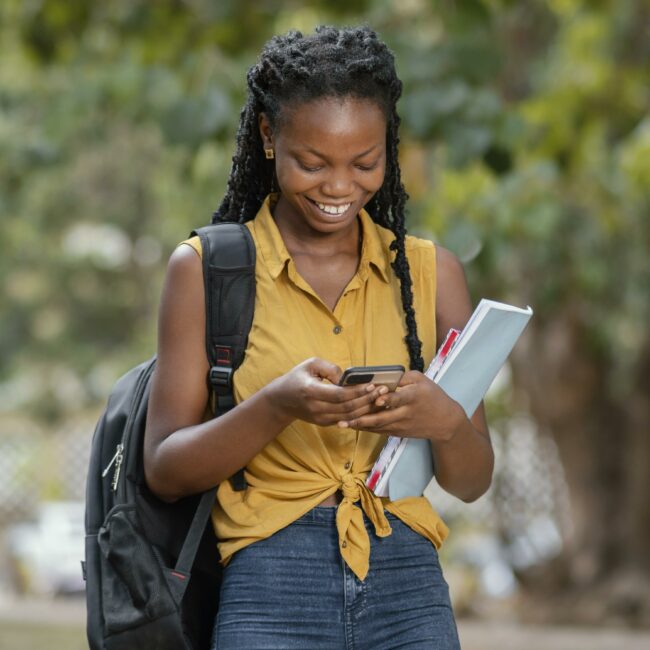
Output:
top-left (144, 245), bottom-right (389, 502)
top-left (429, 245), bottom-right (493, 502)
top-left (143, 245), bottom-right (291, 502)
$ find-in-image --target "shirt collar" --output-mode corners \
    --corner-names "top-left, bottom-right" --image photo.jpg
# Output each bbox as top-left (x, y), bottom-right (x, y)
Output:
top-left (252, 195), bottom-right (291, 280)
top-left (252, 194), bottom-right (392, 284)
top-left (357, 207), bottom-right (392, 284)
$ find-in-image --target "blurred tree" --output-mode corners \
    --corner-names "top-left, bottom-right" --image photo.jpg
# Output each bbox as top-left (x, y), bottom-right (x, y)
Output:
top-left (401, 0), bottom-right (650, 625)
top-left (0, 0), bottom-right (648, 625)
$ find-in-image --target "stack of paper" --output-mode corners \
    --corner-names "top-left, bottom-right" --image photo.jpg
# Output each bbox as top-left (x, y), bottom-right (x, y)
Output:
top-left (367, 299), bottom-right (533, 500)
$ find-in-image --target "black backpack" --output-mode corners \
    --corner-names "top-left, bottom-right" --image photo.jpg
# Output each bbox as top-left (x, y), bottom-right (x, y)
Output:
top-left (83, 223), bottom-right (255, 650)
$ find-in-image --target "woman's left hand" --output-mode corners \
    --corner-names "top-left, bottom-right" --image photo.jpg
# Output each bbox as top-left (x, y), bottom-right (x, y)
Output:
top-left (337, 370), bottom-right (465, 443)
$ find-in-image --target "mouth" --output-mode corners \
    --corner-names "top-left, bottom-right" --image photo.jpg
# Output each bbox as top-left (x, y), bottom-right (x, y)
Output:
top-left (306, 197), bottom-right (353, 218)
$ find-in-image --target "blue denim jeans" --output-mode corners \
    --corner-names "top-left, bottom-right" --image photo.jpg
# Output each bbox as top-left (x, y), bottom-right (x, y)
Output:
top-left (212, 506), bottom-right (460, 649)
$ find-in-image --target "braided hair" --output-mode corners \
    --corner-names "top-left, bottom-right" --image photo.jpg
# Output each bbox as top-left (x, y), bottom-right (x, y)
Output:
top-left (212, 25), bottom-right (424, 372)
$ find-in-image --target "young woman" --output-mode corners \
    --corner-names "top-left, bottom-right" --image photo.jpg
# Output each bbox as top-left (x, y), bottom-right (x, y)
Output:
top-left (144, 25), bottom-right (493, 649)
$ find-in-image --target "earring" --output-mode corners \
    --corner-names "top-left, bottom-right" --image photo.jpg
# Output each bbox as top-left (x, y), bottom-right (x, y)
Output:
top-left (264, 148), bottom-right (275, 160)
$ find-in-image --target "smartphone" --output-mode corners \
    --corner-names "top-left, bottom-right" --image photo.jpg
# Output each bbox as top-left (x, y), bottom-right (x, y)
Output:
top-left (338, 365), bottom-right (405, 391)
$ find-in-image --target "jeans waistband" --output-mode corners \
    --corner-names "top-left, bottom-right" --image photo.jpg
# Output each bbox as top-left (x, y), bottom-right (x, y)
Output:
top-left (296, 504), bottom-right (397, 527)
top-left (295, 504), bottom-right (338, 525)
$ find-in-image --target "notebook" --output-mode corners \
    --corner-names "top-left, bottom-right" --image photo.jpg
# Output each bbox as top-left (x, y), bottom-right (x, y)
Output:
top-left (368, 299), bottom-right (533, 500)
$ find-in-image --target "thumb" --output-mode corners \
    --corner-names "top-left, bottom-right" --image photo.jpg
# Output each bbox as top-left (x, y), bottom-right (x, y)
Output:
top-left (306, 357), bottom-right (342, 385)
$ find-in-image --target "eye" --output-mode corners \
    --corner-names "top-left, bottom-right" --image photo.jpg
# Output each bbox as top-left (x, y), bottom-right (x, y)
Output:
top-left (355, 162), bottom-right (379, 171)
top-left (298, 161), bottom-right (323, 173)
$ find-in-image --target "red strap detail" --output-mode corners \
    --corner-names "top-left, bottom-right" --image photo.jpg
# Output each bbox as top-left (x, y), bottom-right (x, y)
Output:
top-left (216, 346), bottom-right (232, 366)
top-left (171, 571), bottom-right (187, 580)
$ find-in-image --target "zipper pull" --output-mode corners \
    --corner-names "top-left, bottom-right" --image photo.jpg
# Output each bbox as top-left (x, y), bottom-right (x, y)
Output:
top-left (110, 444), bottom-right (124, 492)
top-left (102, 445), bottom-right (121, 478)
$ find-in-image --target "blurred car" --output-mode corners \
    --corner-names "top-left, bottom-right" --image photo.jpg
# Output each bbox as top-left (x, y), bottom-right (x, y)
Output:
top-left (5, 500), bottom-right (85, 596)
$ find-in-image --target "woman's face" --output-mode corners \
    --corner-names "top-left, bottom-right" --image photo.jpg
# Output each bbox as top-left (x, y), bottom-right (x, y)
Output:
top-left (259, 96), bottom-right (387, 236)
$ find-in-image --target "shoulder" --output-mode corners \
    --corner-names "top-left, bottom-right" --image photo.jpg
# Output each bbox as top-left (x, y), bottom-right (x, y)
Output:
top-left (177, 235), bottom-right (202, 260)
top-left (404, 232), bottom-right (435, 252)
top-left (403, 236), bottom-right (465, 279)
top-left (374, 226), bottom-right (436, 269)
top-left (155, 240), bottom-right (207, 375)
top-left (386, 230), bottom-right (468, 301)
top-left (404, 233), bottom-right (435, 261)
top-left (434, 244), bottom-right (466, 287)
top-left (392, 232), bottom-right (438, 278)
top-left (164, 238), bottom-right (204, 301)
top-left (433, 244), bottom-right (473, 345)
top-left (404, 235), bottom-right (437, 283)
top-left (175, 222), bottom-right (257, 262)
top-left (170, 236), bottom-right (203, 271)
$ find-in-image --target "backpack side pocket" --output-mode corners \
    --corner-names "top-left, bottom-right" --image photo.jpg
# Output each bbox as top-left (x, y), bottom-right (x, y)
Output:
top-left (97, 504), bottom-right (180, 642)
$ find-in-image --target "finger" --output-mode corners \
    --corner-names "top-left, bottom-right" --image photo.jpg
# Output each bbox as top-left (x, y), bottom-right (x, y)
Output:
top-left (338, 406), bottom-right (407, 431)
top-left (306, 357), bottom-right (342, 385)
top-left (314, 387), bottom-right (390, 425)
top-left (311, 381), bottom-right (387, 408)
top-left (316, 385), bottom-right (389, 417)
top-left (397, 370), bottom-right (424, 387)
top-left (339, 384), bottom-right (389, 410)
top-left (374, 384), bottom-right (415, 409)
top-left (333, 394), bottom-right (391, 424)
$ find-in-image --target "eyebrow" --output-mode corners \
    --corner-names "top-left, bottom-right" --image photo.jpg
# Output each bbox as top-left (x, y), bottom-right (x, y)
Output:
top-left (294, 143), bottom-right (381, 159)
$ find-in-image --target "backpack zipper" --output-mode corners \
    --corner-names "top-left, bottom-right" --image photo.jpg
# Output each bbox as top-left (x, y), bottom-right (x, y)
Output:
top-left (115, 358), bottom-right (156, 501)
top-left (102, 443), bottom-right (124, 492)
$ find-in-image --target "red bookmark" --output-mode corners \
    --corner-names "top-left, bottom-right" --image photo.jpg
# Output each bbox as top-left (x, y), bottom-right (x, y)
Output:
top-left (367, 470), bottom-right (381, 491)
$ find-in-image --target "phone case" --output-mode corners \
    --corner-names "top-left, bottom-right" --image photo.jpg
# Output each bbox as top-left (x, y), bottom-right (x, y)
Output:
top-left (339, 365), bottom-right (405, 388)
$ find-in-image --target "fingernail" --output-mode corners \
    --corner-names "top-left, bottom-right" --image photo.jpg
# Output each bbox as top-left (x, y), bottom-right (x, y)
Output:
top-left (338, 421), bottom-right (348, 428)
top-left (365, 384), bottom-right (375, 392)
top-left (379, 386), bottom-right (389, 394)
top-left (377, 399), bottom-right (386, 407)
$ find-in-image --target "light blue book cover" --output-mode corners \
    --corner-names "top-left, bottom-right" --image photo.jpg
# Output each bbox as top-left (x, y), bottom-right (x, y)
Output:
top-left (387, 300), bottom-right (533, 501)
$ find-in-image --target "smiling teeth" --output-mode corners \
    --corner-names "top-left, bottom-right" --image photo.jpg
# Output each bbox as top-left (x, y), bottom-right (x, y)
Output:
top-left (315, 202), bottom-right (351, 215)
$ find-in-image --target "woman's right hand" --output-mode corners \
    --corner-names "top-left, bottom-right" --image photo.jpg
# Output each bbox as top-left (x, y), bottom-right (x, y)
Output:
top-left (266, 357), bottom-right (389, 428)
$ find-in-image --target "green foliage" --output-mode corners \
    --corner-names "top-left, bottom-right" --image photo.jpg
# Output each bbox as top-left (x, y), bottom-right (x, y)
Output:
top-left (0, 0), bottom-right (648, 422)
top-left (416, 0), bottom-right (649, 397)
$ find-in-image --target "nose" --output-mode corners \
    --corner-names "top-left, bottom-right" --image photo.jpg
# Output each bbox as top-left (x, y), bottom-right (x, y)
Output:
top-left (321, 168), bottom-right (354, 199)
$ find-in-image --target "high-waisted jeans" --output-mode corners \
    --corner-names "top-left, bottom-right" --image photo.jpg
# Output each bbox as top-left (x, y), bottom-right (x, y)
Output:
top-left (212, 506), bottom-right (460, 649)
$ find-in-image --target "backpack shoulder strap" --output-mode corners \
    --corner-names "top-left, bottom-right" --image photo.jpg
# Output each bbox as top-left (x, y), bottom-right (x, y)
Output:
top-left (190, 222), bottom-right (256, 491)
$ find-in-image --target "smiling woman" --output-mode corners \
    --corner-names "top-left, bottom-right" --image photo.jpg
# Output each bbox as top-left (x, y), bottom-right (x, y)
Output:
top-left (258, 97), bottom-right (388, 310)
top-left (262, 98), bottom-right (386, 233)
top-left (143, 25), bottom-right (492, 650)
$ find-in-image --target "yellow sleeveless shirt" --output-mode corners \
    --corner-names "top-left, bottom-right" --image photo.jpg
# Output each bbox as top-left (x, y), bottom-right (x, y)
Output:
top-left (179, 194), bottom-right (448, 581)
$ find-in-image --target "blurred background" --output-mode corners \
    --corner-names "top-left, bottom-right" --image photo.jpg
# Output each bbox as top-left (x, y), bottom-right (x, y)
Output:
top-left (1, 0), bottom-right (649, 648)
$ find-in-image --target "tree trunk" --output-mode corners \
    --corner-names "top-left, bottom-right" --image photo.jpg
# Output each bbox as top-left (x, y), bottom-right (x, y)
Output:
top-left (509, 316), bottom-right (650, 627)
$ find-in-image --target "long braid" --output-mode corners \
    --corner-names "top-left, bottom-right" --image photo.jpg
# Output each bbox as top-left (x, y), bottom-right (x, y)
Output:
top-left (385, 110), bottom-right (425, 372)
top-left (213, 26), bottom-right (425, 372)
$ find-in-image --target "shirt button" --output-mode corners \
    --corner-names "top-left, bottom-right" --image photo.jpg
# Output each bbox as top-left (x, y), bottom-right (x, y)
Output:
top-left (341, 540), bottom-right (347, 548)
top-left (344, 461), bottom-right (351, 470)
top-left (333, 325), bottom-right (342, 334)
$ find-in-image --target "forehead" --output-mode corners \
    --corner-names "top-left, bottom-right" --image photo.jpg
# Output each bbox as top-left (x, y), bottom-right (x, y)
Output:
top-left (275, 97), bottom-right (387, 152)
